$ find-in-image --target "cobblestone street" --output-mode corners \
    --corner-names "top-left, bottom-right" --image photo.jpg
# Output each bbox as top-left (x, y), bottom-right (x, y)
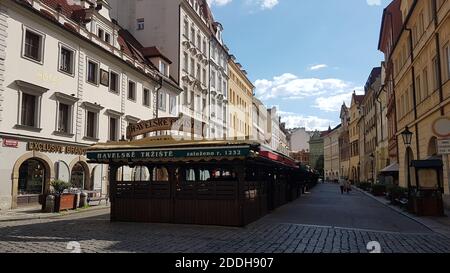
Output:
top-left (1, 183), bottom-right (449, 253)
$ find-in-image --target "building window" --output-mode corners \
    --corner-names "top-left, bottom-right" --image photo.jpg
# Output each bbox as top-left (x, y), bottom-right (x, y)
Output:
top-left (196, 64), bottom-right (201, 81)
top-left (21, 93), bottom-right (37, 127)
top-left (158, 92), bottom-right (166, 111)
top-left (191, 28), bottom-right (195, 44)
top-left (183, 52), bottom-right (189, 71)
top-left (211, 71), bottom-right (216, 88)
top-left (57, 103), bottom-right (70, 133)
top-left (59, 45), bottom-right (74, 75)
top-left (423, 67), bottom-right (429, 98)
top-left (128, 80), bottom-right (136, 101)
top-left (184, 20), bottom-right (189, 37)
top-left (105, 33), bottom-right (111, 44)
top-left (137, 18), bottom-right (145, 30)
top-left (202, 68), bottom-right (206, 84)
top-left (190, 58), bottom-right (195, 77)
top-left (87, 60), bottom-right (99, 84)
top-left (143, 88), bottom-right (150, 107)
top-left (159, 62), bottom-right (167, 76)
top-left (432, 56), bottom-right (439, 90)
top-left (23, 28), bottom-right (44, 63)
top-left (109, 117), bottom-right (119, 141)
top-left (86, 111), bottom-right (98, 139)
top-left (169, 96), bottom-right (176, 115)
top-left (109, 71), bottom-right (119, 93)
top-left (98, 28), bottom-right (104, 39)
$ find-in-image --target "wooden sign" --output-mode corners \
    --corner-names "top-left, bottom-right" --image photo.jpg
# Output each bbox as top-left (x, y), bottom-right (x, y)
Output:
top-left (126, 116), bottom-right (206, 139)
top-left (27, 142), bottom-right (86, 155)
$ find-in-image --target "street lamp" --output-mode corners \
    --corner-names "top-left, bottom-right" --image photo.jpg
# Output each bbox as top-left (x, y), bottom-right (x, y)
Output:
top-left (401, 126), bottom-right (413, 202)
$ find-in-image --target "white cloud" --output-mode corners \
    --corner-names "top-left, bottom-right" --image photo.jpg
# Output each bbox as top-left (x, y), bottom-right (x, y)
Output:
top-left (309, 64), bottom-right (328, 71)
top-left (207, 0), bottom-right (233, 6)
top-left (314, 87), bottom-right (364, 112)
top-left (278, 112), bottom-right (335, 131)
top-left (254, 73), bottom-right (353, 100)
top-left (244, 0), bottom-right (280, 10)
top-left (367, 0), bottom-right (382, 6)
top-left (259, 0), bottom-right (279, 10)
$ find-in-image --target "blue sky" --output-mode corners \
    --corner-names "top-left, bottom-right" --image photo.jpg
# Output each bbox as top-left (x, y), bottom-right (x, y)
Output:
top-left (208, 0), bottom-right (386, 130)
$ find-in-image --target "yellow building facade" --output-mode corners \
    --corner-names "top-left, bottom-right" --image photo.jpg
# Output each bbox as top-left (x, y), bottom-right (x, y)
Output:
top-left (228, 58), bottom-right (254, 139)
top-left (349, 93), bottom-right (365, 183)
top-left (393, 0), bottom-right (450, 206)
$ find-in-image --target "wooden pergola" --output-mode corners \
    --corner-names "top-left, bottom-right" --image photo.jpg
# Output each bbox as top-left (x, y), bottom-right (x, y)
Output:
top-left (87, 138), bottom-right (310, 226)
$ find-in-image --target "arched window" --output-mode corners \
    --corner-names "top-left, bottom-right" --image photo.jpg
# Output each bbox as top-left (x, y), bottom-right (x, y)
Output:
top-left (18, 159), bottom-right (46, 196)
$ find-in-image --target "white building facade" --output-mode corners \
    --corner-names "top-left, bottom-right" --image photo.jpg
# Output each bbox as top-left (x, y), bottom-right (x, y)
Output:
top-left (0, 0), bottom-right (180, 210)
top-left (209, 23), bottom-right (229, 139)
top-left (109, 0), bottom-right (230, 138)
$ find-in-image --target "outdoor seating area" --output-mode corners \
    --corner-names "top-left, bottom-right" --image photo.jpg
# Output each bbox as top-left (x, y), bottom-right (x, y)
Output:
top-left (86, 138), bottom-right (318, 227)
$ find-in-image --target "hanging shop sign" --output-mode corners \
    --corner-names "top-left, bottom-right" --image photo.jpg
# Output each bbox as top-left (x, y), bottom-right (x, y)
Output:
top-left (126, 116), bottom-right (206, 139)
top-left (437, 139), bottom-right (450, 155)
top-left (27, 142), bottom-right (86, 155)
top-left (87, 147), bottom-right (251, 162)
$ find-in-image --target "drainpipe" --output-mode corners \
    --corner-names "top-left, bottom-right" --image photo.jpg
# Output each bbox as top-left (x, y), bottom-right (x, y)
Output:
top-left (154, 76), bottom-right (163, 119)
top-left (432, 0), bottom-right (445, 116)
top-left (405, 27), bottom-right (420, 160)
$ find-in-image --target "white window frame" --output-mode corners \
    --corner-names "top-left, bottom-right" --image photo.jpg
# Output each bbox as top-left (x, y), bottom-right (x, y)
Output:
top-left (53, 92), bottom-right (79, 137)
top-left (108, 115), bottom-right (120, 142)
top-left (21, 25), bottom-right (45, 65)
top-left (15, 81), bottom-right (48, 132)
top-left (158, 92), bottom-right (166, 111)
top-left (143, 88), bottom-right (151, 107)
top-left (58, 43), bottom-right (76, 76)
top-left (169, 95), bottom-right (177, 115)
top-left (128, 80), bottom-right (137, 102)
top-left (83, 102), bottom-right (104, 141)
top-left (86, 58), bottom-right (100, 85)
top-left (137, 18), bottom-right (145, 30)
top-left (109, 70), bottom-right (120, 94)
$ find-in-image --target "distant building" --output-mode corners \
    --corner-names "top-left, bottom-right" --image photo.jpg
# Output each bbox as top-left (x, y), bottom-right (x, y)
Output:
top-left (291, 150), bottom-right (310, 165)
top-left (309, 130), bottom-right (325, 175)
top-left (324, 125), bottom-right (342, 182)
top-left (288, 128), bottom-right (314, 153)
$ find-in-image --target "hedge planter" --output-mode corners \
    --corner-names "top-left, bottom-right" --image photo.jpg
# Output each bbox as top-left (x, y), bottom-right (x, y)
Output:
top-left (55, 194), bottom-right (77, 212)
top-left (371, 184), bottom-right (387, 196)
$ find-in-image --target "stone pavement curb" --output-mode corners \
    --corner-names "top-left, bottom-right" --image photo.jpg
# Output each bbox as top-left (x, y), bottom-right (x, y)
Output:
top-left (0, 205), bottom-right (110, 223)
top-left (353, 186), bottom-right (450, 239)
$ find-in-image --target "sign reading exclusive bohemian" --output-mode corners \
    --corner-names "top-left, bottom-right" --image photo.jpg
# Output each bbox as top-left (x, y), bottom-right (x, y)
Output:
top-left (126, 117), bottom-right (206, 139)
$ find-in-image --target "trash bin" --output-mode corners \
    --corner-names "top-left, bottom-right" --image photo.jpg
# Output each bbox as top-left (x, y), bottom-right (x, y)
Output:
top-left (44, 195), bottom-right (55, 213)
top-left (79, 192), bottom-right (88, 208)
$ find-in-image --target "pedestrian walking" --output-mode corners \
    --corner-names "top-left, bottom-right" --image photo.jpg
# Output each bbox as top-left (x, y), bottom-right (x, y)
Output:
top-left (339, 177), bottom-right (345, 195)
top-left (345, 179), bottom-right (352, 194)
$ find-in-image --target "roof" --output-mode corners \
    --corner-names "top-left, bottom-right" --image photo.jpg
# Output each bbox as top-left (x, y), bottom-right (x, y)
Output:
top-left (353, 93), bottom-right (365, 105)
top-left (141, 46), bottom-right (173, 64)
top-left (378, 0), bottom-right (402, 51)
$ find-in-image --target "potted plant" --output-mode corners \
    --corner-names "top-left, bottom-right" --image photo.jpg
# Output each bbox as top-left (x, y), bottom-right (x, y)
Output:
top-left (51, 180), bottom-right (77, 212)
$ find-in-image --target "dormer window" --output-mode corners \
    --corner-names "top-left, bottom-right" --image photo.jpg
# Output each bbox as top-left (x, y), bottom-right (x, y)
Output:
top-left (98, 28), bottom-right (104, 39)
top-left (137, 18), bottom-right (145, 30)
top-left (105, 33), bottom-right (111, 44)
top-left (159, 61), bottom-right (167, 76)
